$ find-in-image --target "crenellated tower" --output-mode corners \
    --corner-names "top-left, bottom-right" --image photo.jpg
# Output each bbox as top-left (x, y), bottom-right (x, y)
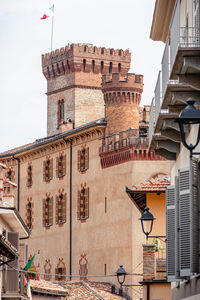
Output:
top-left (102, 73), bottom-right (143, 135)
top-left (42, 43), bottom-right (131, 136)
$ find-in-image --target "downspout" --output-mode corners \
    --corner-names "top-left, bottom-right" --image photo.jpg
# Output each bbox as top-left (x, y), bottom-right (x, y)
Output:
top-left (12, 155), bottom-right (20, 211)
top-left (63, 136), bottom-right (73, 281)
top-left (147, 283), bottom-right (150, 300)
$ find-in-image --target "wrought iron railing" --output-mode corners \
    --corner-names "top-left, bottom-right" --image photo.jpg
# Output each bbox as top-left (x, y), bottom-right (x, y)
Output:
top-left (154, 71), bottom-right (162, 125)
top-left (149, 98), bottom-right (155, 146)
top-left (148, 237), bottom-right (166, 279)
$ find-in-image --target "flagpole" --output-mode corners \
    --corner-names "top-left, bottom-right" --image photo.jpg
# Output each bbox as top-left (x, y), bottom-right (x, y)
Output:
top-left (51, 15), bottom-right (54, 53)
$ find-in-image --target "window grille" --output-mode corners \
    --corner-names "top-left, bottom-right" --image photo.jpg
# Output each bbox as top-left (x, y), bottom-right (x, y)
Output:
top-left (77, 187), bottom-right (89, 220)
top-left (77, 147), bottom-right (89, 172)
top-left (56, 193), bottom-right (66, 225)
top-left (56, 154), bottom-right (66, 178)
top-left (43, 158), bottom-right (53, 182)
top-left (27, 165), bottom-right (32, 187)
top-left (43, 197), bottom-right (53, 227)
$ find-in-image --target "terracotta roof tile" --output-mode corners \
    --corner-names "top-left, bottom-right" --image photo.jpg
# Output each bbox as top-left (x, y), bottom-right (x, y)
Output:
top-left (30, 279), bottom-right (68, 295)
top-left (128, 174), bottom-right (170, 192)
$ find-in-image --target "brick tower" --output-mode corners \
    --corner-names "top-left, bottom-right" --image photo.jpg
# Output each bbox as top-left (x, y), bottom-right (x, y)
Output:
top-left (42, 44), bottom-right (131, 136)
top-left (102, 73), bottom-right (143, 135)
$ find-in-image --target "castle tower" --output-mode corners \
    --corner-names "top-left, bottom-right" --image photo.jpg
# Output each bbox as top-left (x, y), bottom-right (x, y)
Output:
top-left (102, 73), bottom-right (143, 135)
top-left (42, 44), bottom-right (131, 136)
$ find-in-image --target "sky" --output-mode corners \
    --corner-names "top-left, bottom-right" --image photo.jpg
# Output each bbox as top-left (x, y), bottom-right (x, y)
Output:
top-left (0, 0), bottom-right (164, 153)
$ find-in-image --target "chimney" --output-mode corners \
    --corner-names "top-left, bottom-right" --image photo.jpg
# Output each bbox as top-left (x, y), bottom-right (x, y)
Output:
top-left (143, 244), bottom-right (156, 281)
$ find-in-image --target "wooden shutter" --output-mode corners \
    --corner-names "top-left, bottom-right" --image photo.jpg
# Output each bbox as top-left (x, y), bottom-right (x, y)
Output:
top-left (7, 232), bottom-right (19, 292)
top-left (63, 154), bottom-right (66, 176)
top-left (166, 185), bottom-right (176, 281)
top-left (43, 161), bottom-right (46, 181)
top-left (56, 157), bottom-right (58, 178)
top-left (85, 147), bottom-right (89, 170)
top-left (43, 198), bottom-right (46, 226)
top-left (85, 187), bottom-right (89, 219)
top-left (49, 196), bottom-right (53, 226)
top-left (49, 158), bottom-right (53, 180)
top-left (77, 150), bottom-right (81, 171)
top-left (55, 195), bottom-right (59, 224)
top-left (178, 159), bottom-right (199, 277)
top-left (77, 190), bottom-right (81, 220)
top-left (62, 193), bottom-right (67, 223)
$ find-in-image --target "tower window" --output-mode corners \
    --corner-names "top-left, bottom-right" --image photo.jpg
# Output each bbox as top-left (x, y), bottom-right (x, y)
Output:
top-left (56, 193), bottom-right (67, 225)
top-left (56, 154), bottom-right (66, 178)
top-left (43, 196), bottom-right (53, 227)
top-left (101, 61), bottom-right (104, 73)
top-left (27, 165), bottom-right (33, 187)
top-left (110, 49), bottom-right (113, 55)
top-left (67, 60), bottom-right (70, 71)
top-left (6, 169), bottom-right (14, 182)
top-left (44, 259), bottom-right (52, 281)
top-left (92, 60), bottom-right (95, 72)
top-left (58, 99), bottom-right (65, 125)
top-left (77, 147), bottom-right (89, 172)
top-left (77, 186), bottom-right (89, 220)
top-left (83, 59), bottom-right (86, 72)
top-left (118, 63), bottom-right (121, 73)
top-left (109, 62), bottom-right (112, 74)
top-left (43, 158), bottom-right (53, 182)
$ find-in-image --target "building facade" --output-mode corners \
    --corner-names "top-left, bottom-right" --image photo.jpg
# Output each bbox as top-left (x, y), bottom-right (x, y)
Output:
top-left (0, 44), bottom-right (171, 299)
top-left (149, 1), bottom-right (200, 299)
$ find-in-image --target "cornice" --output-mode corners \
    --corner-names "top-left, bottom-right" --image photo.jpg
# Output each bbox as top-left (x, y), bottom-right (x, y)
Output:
top-left (46, 84), bottom-right (102, 96)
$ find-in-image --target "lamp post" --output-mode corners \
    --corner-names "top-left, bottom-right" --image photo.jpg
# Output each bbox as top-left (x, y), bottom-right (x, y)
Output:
top-left (116, 265), bottom-right (126, 297)
top-left (139, 207), bottom-right (155, 240)
top-left (175, 98), bottom-right (200, 159)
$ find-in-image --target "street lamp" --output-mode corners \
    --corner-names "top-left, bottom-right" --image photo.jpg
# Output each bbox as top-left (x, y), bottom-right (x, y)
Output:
top-left (175, 98), bottom-right (200, 159)
top-left (139, 207), bottom-right (155, 240)
top-left (116, 265), bottom-right (126, 297)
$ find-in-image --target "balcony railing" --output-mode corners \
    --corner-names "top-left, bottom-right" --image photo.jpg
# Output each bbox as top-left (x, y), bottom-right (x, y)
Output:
top-left (154, 71), bottom-right (162, 125)
top-left (149, 98), bottom-right (155, 146)
top-left (148, 237), bottom-right (166, 279)
top-left (162, 39), bottom-right (170, 99)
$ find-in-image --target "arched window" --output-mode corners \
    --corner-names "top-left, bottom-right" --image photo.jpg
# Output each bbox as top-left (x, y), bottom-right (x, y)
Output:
top-left (101, 61), bottom-right (104, 73)
top-left (83, 59), bottom-right (86, 72)
top-left (92, 60), bottom-right (95, 72)
top-left (79, 253), bottom-right (88, 280)
top-left (77, 186), bottom-right (89, 220)
top-left (26, 199), bottom-right (33, 230)
top-left (44, 259), bottom-right (52, 281)
top-left (56, 154), bottom-right (66, 178)
top-left (55, 258), bottom-right (66, 281)
top-left (27, 165), bottom-right (32, 187)
top-left (56, 192), bottom-right (66, 225)
top-left (109, 62), bottom-right (112, 74)
top-left (118, 63), bottom-right (121, 73)
top-left (77, 147), bottom-right (89, 172)
top-left (43, 196), bottom-right (53, 227)
top-left (43, 158), bottom-right (53, 182)
top-left (58, 99), bottom-right (64, 125)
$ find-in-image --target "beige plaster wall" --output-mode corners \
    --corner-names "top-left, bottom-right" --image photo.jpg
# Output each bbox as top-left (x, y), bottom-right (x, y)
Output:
top-left (143, 282), bottom-right (171, 300)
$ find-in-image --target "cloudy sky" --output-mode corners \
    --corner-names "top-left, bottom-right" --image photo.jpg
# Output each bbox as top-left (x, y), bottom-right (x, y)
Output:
top-left (0, 0), bottom-right (164, 152)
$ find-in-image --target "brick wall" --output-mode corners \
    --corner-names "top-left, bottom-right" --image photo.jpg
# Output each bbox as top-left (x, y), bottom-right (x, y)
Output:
top-left (143, 244), bottom-right (156, 281)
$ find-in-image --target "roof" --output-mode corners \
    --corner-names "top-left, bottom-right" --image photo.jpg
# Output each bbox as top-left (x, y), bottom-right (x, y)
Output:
top-left (31, 280), bottom-right (127, 299)
top-left (0, 118), bottom-right (106, 158)
top-left (126, 174), bottom-right (170, 212)
top-left (30, 279), bottom-right (69, 296)
top-left (0, 234), bottom-right (19, 260)
top-left (127, 174), bottom-right (170, 193)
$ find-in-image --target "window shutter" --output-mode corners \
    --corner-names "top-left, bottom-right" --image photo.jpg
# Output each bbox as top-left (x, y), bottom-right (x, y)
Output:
top-left (43, 199), bottom-right (46, 226)
top-left (77, 150), bottom-right (81, 171)
top-left (85, 147), bottom-right (89, 170)
top-left (43, 161), bottom-right (46, 181)
top-left (62, 193), bottom-right (67, 223)
top-left (166, 185), bottom-right (176, 281)
top-left (63, 154), bottom-right (66, 176)
top-left (56, 195), bottom-right (59, 224)
top-left (179, 167), bottom-right (190, 277)
top-left (50, 158), bottom-right (53, 180)
top-left (56, 157), bottom-right (58, 178)
top-left (77, 190), bottom-right (81, 220)
top-left (49, 196), bottom-right (53, 226)
top-left (175, 176), bottom-right (180, 280)
top-left (178, 160), bottom-right (199, 277)
top-left (190, 158), bottom-right (199, 274)
top-left (85, 187), bottom-right (89, 219)
top-left (7, 232), bottom-right (19, 292)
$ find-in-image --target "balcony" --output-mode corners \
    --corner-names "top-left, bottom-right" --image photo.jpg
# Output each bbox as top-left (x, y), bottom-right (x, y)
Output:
top-left (148, 237), bottom-right (167, 280)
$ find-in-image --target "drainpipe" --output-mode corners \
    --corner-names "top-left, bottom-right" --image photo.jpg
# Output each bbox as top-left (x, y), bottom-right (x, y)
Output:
top-left (63, 137), bottom-right (73, 281)
top-left (147, 283), bottom-right (150, 300)
top-left (12, 155), bottom-right (20, 211)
